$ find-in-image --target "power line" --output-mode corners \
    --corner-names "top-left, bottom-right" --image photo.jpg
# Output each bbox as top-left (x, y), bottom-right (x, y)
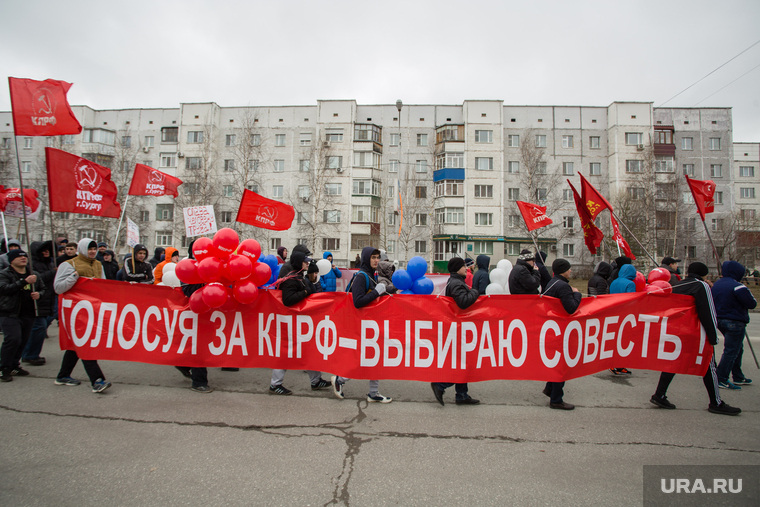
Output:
top-left (694, 61), bottom-right (760, 106)
top-left (657, 38), bottom-right (760, 107)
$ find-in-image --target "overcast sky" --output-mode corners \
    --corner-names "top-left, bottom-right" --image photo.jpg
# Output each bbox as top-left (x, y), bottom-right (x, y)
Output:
top-left (2, 1), bottom-right (759, 141)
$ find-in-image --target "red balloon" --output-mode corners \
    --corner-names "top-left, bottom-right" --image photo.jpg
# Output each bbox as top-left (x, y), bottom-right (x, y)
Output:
top-left (634, 271), bottom-right (646, 292)
top-left (238, 238), bottom-right (262, 263)
top-left (201, 283), bottom-right (228, 308)
top-left (218, 261), bottom-right (235, 285)
top-left (197, 256), bottom-right (223, 283)
top-left (648, 280), bottom-right (672, 294)
top-left (648, 268), bottom-right (671, 284)
top-left (192, 237), bottom-right (216, 261)
top-left (188, 290), bottom-right (210, 314)
top-left (250, 262), bottom-right (272, 286)
top-left (233, 280), bottom-right (259, 304)
top-left (219, 290), bottom-right (239, 312)
top-left (213, 228), bottom-right (239, 259)
top-left (227, 254), bottom-right (253, 280)
top-left (175, 258), bottom-right (202, 284)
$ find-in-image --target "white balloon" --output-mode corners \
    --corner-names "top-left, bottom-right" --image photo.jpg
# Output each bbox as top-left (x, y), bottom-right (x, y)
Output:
top-left (163, 262), bottom-right (176, 274)
top-left (485, 283), bottom-right (505, 295)
top-left (489, 268), bottom-right (508, 288)
top-left (497, 259), bottom-right (513, 272)
top-left (316, 259), bottom-right (332, 276)
top-left (162, 271), bottom-right (181, 287)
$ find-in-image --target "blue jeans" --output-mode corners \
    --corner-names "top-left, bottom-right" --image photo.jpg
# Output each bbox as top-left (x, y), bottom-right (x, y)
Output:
top-left (433, 382), bottom-right (470, 401)
top-left (716, 319), bottom-right (746, 383)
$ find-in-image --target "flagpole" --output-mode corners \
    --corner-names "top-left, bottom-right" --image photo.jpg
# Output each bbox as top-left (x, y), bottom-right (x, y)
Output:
top-left (611, 214), bottom-right (621, 257)
top-left (11, 135), bottom-right (37, 314)
top-left (699, 218), bottom-right (722, 276)
top-left (113, 193), bottom-right (130, 252)
top-left (609, 210), bottom-right (658, 266)
top-left (529, 231), bottom-right (541, 257)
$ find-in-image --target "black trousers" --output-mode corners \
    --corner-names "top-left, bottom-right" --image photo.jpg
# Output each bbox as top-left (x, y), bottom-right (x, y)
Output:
top-left (177, 366), bottom-right (208, 387)
top-left (0, 316), bottom-right (34, 371)
top-left (545, 381), bottom-right (565, 404)
top-left (654, 354), bottom-right (721, 406)
top-left (57, 350), bottom-right (105, 384)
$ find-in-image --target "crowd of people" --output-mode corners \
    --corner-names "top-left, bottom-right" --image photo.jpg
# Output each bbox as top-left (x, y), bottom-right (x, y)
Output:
top-left (0, 237), bottom-right (755, 416)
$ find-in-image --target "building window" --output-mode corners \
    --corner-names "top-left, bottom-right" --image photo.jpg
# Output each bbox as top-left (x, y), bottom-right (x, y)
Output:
top-left (715, 191), bottom-right (723, 205)
top-left (296, 159), bottom-right (309, 172)
top-left (187, 131), bottom-right (204, 143)
top-left (475, 130), bottom-right (493, 143)
top-left (435, 152), bottom-right (464, 170)
top-left (323, 238), bottom-right (340, 251)
top-left (186, 157), bottom-right (202, 170)
top-left (626, 160), bottom-right (642, 173)
top-left (508, 188), bottom-right (520, 201)
top-left (299, 133), bottom-right (312, 146)
top-left (354, 151), bottom-right (380, 169)
top-left (474, 185), bottom-right (493, 198)
top-left (535, 162), bottom-right (547, 174)
top-left (389, 159), bottom-right (399, 173)
top-left (248, 160), bottom-right (260, 172)
top-left (325, 183), bottom-right (342, 195)
top-left (327, 156), bottom-right (342, 170)
top-left (160, 153), bottom-right (176, 167)
top-left (183, 183), bottom-right (200, 195)
top-left (563, 216), bottom-right (574, 229)
top-left (475, 213), bottom-right (493, 226)
top-left (562, 162), bottom-right (574, 175)
top-left (415, 159), bottom-right (428, 173)
top-left (296, 211), bottom-right (310, 224)
top-left (508, 161), bottom-right (520, 174)
top-left (709, 137), bottom-right (721, 151)
top-left (387, 212), bottom-right (397, 226)
top-left (224, 159), bottom-right (236, 172)
top-left (222, 185), bottom-right (234, 197)
top-left (589, 136), bottom-right (600, 149)
top-left (325, 129), bottom-right (344, 142)
top-left (352, 206), bottom-right (378, 222)
top-left (415, 241), bottom-right (427, 254)
top-left (121, 136), bottom-right (131, 148)
top-left (562, 135), bottom-right (573, 148)
top-left (628, 187), bottom-right (645, 200)
top-left (161, 127), bottom-right (178, 143)
top-left (246, 184), bottom-right (259, 193)
top-left (297, 185), bottom-right (310, 199)
top-left (589, 162), bottom-right (601, 175)
top-left (272, 185), bottom-right (283, 198)
top-left (389, 133), bottom-right (400, 146)
top-left (711, 218), bottom-right (725, 231)
top-left (625, 133), bottom-right (643, 145)
top-left (739, 166), bottom-right (755, 177)
top-left (21, 161), bottom-right (31, 173)
top-left (156, 231), bottom-right (173, 246)
top-left (683, 164), bottom-right (695, 176)
top-left (84, 129), bottom-right (116, 145)
top-left (250, 134), bottom-right (261, 146)
top-left (143, 135), bottom-right (154, 147)
top-left (535, 134), bottom-right (546, 148)
top-left (324, 210), bottom-right (341, 223)
top-left (271, 238), bottom-right (282, 250)
top-left (220, 211), bottom-right (233, 223)
top-left (563, 189), bottom-right (573, 202)
top-left (415, 186), bottom-right (427, 199)
top-left (435, 180), bottom-right (464, 197)
top-left (473, 241), bottom-right (493, 255)
top-left (155, 204), bottom-right (174, 221)
top-left (741, 209), bottom-right (756, 220)
top-left (23, 137), bottom-right (33, 149)
top-left (352, 179), bottom-right (380, 196)
top-left (355, 124), bottom-right (381, 143)
top-left (563, 244), bottom-right (575, 257)
top-left (536, 188), bottom-right (548, 201)
top-left (681, 137), bottom-right (693, 150)
top-left (508, 135), bottom-right (520, 147)
top-left (508, 215), bottom-right (520, 228)
top-left (655, 157), bottom-right (674, 173)
top-left (710, 164), bottom-right (722, 178)
top-left (274, 134), bottom-right (285, 147)
top-left (139, 210), bottom-right (150, 221)
top-left (226, 134), bottom-right (236, 146)
top-left (475, 157), bottom-right (493, 171)
top-left (273, 160), bottom-right (285, 173)
top-left (415, 213), bottom-right (428, 226)
top-left (683, 192), bottom-right (695, 204)
top-left (740, 187), bottom-right (756, 199)
top-left (417, 133), bottom-right (428, 146)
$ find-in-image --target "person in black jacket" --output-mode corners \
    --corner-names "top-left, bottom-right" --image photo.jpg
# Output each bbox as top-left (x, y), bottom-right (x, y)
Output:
top-left (149, 247), bottom-right (165, 269)
top-left (541, 259), bottom-right (581, 410)
top-left (124, 244), bottom-right (154, 283)
top-left (587, 261), bottom-right (611, 296)
top-left (0, 250), bottom-right (43, 382)
top-left (332, 246), bottom-right (392, 403)
top-left (268, 249), bottom-right (330, 395)
top-left (509, 250), bottom-right (541, 295)
top-left (303, 260), bottom-right (324, 294)
top-left (21, 241), bottom-right (56, 366)
top-left (431, 257), bottom-right (480, 406)
top-left (101, 250), bottom-right (120, 280)
top-left (472, 254), bottom-right (491, 296)
top-left (659, 256), bottom-right (681, 285)
top-left (650, 262), bottom-right (741, 416)
top-left (534, 250), bottom-right (552, 290)
top-left (56, 242), bottom-right (78, 266)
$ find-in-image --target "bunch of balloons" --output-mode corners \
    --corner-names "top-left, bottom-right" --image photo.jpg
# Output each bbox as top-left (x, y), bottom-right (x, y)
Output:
top-left (391, 256), bottom-right (434, 294)
top-left (173, 228), bottom-right (272, 313)
top-left (485, 259), bottom-right (513, 295)
top-left (645, 267), bottom-right (673, 294)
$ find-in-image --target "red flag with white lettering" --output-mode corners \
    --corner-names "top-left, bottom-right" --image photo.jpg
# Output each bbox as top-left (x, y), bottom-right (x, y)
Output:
top-left (579, 172), bottom-right (613, 220)
top-left (8, 77), bottom-right (83, 136)
top-left (128, 164), bottom-right (183, 198)
top-left (236, 189), bottom-right (295, 231)
top-left (45, 148), bottom-right (122, 218)
top-left (0, 186), bottom-right (40, 213)
top-left (516, 201), bottom-right (553, 231)
top-left (685, 175), bottom-right (715, 221)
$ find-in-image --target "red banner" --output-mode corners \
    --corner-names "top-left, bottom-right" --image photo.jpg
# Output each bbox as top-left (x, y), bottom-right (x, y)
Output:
top-left (610, 215), bottom-right (636, 260)
top-left (516, 201), bottom-right (553, 231)
top-left (236, 189), bottom-right (295, 231)
top-left (128, 164), bottom-right (183, 198)
top-left (569, 180), bottom-right (604, 255)
top-left (579, 172), bottom-right (613, 220)
top-left (0, 186), bottom-right (40, 213)
top-left (8, 77), bottom-right (83, 136)
top-left (45, 148), bottom-right (122, 218)
top-left (58, 279), bottom-right (712, 382)
top-left (685, 175), bottom-right (715, 220)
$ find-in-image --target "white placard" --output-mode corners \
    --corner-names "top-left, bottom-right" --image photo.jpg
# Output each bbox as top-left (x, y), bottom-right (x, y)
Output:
top-left (127, 217), bottom-right (140, 248)
top-left (2, 200), bottom-right (42, 220)
top-left (183, 205), bottom-right (217, 238)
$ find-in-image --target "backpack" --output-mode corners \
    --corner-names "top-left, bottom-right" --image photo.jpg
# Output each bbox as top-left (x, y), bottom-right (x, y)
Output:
top-left (346, 271), bottom-right (372, 292)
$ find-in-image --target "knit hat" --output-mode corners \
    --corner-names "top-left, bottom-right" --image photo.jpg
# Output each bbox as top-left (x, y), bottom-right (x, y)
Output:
top-left (518, 249), bottom-right (535, 262)
top-left (307, 260), bottom-right (319, 274)
top-left (97, 242), bottom-right (107, 248)
top-left (552, 258), bottom-right (571, 275)
top-left (613, 256), bottom-right (632, 268)
top-left (687, 262), bottom-right (709, 277)
top-left (448, 257), bottom-right (466, 273)
top-left (7, 249), bottom-right (28, 263)
top-left (465, 258), bottom-right (474, 267)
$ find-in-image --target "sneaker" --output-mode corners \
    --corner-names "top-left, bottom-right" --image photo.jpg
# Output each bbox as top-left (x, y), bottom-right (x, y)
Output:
top-left (331, 376), bottom-right (344, 400)
top-left (455, 397), bottom-right (480, 405)
top-left (367, 394), bottom-right (392, 403)
top-left (54, 377), bottom-right (82, 386)
top-left (431, 383), bottom-right (445, 406)
top-left (708, 401), bottom-right (741, 416)
top-left (718, 380), bottom-right (741, 390)
top-left (221, 367), bottom-right (239, 372)
top-left (22, 357), bottom-right (46, 366)
top-left (610, 368), bottom-right (632, 375)
top-left (550, 401), bottom-right (575, 410)
top-left (311, 378), bottom-right (331, 390)
top-left (191, 385), bottom-right (214, 393)
top-left (650, 394), bottom-right (676, 409)
top-left (92, 379), bottom-right (112, 393)
top-left (269, 384), bottom-right (292, 395)
top-left (11, 367), bottom-right (29, 376)
top-left (733, 378), bottom-right (752, 386)
top-left (0, 370), bottom-right (12, 382)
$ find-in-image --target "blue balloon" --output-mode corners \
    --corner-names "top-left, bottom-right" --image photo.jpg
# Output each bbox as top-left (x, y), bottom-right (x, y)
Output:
top-left (392, 269), bottom-right (413, 291)
top-left (407, 256), bottom-right (428, 280)
top-left (412, 276), bottom-right (434, 295)
top-left (398, 289), bottom-right (414, 295)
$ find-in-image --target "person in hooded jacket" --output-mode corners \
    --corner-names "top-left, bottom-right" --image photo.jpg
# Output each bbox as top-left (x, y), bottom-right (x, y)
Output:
top-left (52, 238), bottom-right (111, 393)
top-left (376, 259), bottom-right (397, 294)
top-left (472, 254), bottom-right (491, 296)
top-left (320, 251), bottom-right (343, 292)
top-left (0, 238), bottom-right (22, 271)
top-left (149, 247), bottom-right (165, 269)
top-left (21, 241), bottom-right (57, 366)
top-left (608, 256), bottom-right (632, 285)
top-left (608, 263), bottom-right (636, 375)
top-left (431, 257), bottom-right (480, 406)
top-left (712, 260), bottom-right (757, 389)
top-left (277, 246), bottom-right (288, 265)
top-left (278, 244), bottom-right (310, 281)
top-left (268, 248), bottom-right (331, 395)
top-left (508, 250), bottom-right (541, 295)
top-left (304, 261), bottom-right (324, 294)
top-left (332, 246), bottom-right (392, 403)
top-left (124, 244), bottom-right (154, 283)
top-left (154, 247), bottom-right (179, 284)
top-left (587, 261), bottom-right (611, 296)
top-left (101, 250), bottom-right (119, 280)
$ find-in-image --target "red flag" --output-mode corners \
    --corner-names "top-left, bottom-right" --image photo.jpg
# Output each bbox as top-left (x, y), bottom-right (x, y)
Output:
top-left (516, 201), bottom-right (553, 231)
top-left (0, 186), bottom-right (41, 213)
top-left (579, 172), bottom-right (613, 220)
top-left (569, 180), bottom-right (604, 255)
top-left (610, 215), bottom-right (636, 260)
top-left (8, 77), bottom-right (83, 136)
top-left (685, 175), bottom-right (715, 220)
top-left (128, 164), bottom-right (183, 198)
top-left (45, 148), bottom-right (122, 218)
top-left (235, 189), bottom-right (295, 231)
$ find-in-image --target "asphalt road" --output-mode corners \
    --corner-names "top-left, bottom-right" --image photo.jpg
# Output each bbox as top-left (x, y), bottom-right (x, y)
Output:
top-left (1, 321), bottom-right (759, 506)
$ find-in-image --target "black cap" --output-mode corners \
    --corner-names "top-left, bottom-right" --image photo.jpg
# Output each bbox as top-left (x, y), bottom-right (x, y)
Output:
top-left (7, 249), bottom-right (28, 263)
top-left (307, 260), bottom-right (319, 274)
top-left (552, 258), bottom-right (571, 275)
top-left (687, 262), bottom-right (709, 277)
top-left (448, 257), bottom-right (466, 273)
top-left (662, 256), bottom-right (681, 265)
top-left (97, 242), bottom-right (107, 248)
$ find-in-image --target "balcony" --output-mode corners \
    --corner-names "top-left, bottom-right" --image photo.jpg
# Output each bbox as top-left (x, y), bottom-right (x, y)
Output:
top-left (653, 126), bottom-right (675, 157)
